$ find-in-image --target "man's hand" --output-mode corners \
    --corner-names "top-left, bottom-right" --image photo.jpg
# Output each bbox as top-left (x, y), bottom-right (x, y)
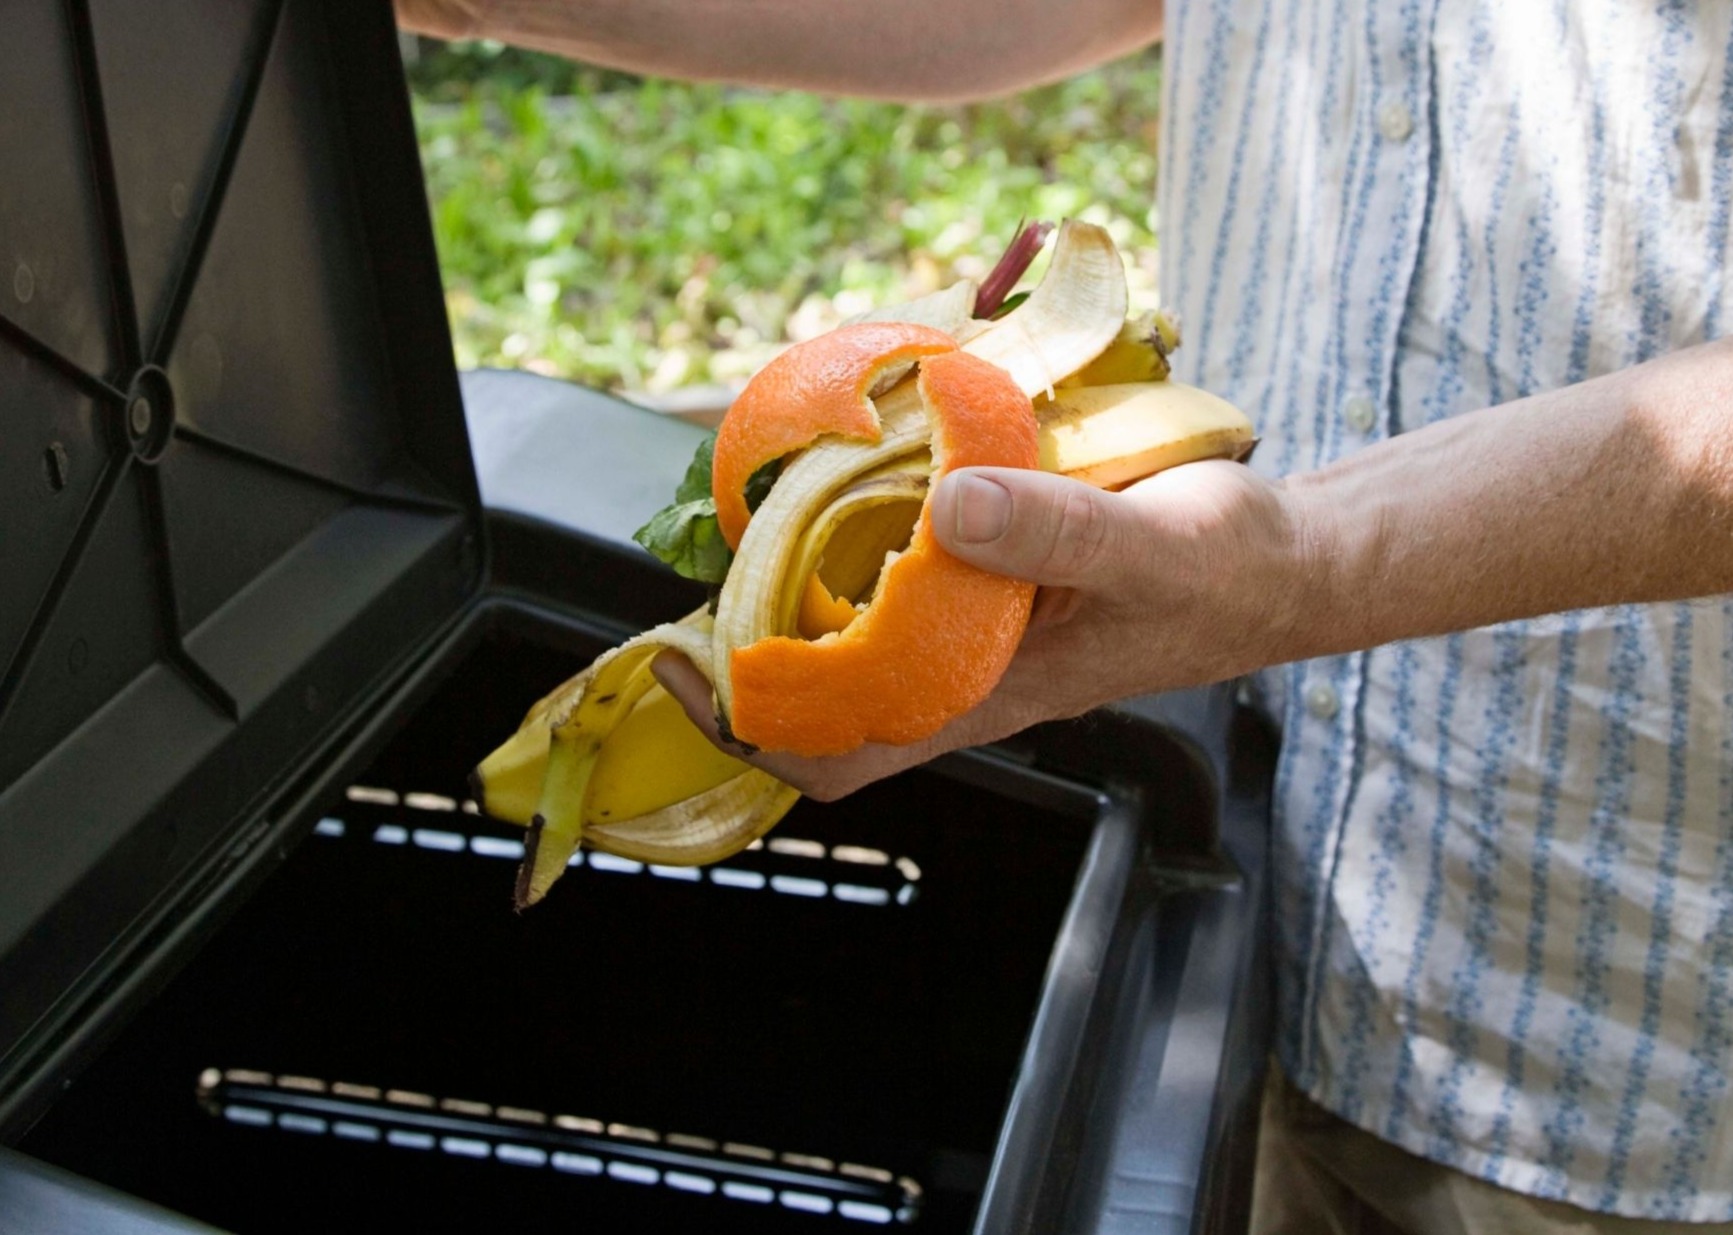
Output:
top-left (654, 337), bottom-right (1733, 803)
top-left (653, 459), bottom-right (1312, 800)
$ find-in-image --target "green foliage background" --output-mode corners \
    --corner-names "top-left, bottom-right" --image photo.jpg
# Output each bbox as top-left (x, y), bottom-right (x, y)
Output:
top-left (410, 40), bottom-right (1163, 398)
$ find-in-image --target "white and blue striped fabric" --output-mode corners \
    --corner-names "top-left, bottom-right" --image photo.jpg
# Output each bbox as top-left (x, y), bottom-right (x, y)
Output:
top-left (1158, 0), bottom-right (1733, 1220)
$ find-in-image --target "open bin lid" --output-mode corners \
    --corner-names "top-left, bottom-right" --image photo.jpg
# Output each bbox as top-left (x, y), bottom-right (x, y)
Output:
top-left (0, 0), bottom-right (481, 1114)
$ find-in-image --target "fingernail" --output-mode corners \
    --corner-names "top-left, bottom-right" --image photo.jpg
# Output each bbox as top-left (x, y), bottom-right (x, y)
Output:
top-left (951, 474), bottom-right (1012, 543)
top-left (649, 650), bottom-right (678, 689)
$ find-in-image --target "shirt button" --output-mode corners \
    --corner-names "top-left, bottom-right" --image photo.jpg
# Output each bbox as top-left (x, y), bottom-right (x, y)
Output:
top-left (1305, 683), bottom-right (1341, 721)
top-left (1343, 395), bottom-right (1377, 433)
top-left (1378, 100), bottom-right (1414, 142)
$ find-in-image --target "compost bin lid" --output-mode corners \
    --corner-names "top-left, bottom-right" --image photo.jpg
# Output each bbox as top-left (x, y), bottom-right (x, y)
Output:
top-left (0, 0), bottom-right (481, 1100)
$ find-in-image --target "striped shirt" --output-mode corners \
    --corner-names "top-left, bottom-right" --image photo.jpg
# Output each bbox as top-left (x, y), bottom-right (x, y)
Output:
top-left (1158, 0), bottom-right (1733, 1220)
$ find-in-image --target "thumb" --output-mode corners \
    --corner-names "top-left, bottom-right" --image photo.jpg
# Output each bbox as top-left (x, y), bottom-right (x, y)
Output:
top-left (930, 467), bottom-right (1134, 588)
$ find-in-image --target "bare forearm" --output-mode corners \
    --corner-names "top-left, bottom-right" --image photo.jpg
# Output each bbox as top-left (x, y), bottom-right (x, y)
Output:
top-left (1283, 340), bottom-right (1733, 659)
top-left (398, 0), bottom-right (1162, 102)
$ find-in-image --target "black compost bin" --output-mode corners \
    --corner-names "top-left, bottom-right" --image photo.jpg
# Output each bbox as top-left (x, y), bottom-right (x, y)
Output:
top-left (0, 3), bottom-right (1273, 1232)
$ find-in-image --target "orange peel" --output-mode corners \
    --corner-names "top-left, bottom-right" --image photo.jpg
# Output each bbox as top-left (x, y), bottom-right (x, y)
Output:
top-left (728, 351), bottom-right (1039, 756)
top-left (710, 321), bottom-right (957, 550)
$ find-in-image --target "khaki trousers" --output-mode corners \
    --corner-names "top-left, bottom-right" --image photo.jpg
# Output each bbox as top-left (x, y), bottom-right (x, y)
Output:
top-left (1250, 1065), bottom-right (1733, 1235)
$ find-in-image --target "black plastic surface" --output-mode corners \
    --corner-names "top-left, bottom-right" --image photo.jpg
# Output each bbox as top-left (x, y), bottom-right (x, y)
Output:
top-left (21, 611), bottom-right (1101, 1233)
top-left (0, 2), bottom-right (1275, 1220)
top-left (462, 367), bottom-right (704, 552)
top-left (464, 380), bottom-right (1273, 1234)
top-left (0, 0), bottom-right (479, 1110)
top-left (7, 364), bottom-right (1274, 1231)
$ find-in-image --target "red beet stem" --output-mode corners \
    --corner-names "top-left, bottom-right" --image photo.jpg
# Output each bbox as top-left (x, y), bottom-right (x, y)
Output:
top-left (974, 219), bottom-right (1054, 318)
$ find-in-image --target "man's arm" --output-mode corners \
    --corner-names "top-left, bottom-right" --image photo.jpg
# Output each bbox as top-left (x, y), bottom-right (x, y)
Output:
top-left (395, 0), bottom-right (1164, 102)
top-left (655, 337), bottom-right (1733, 799)
top-left (1289, 340), bottom-right (1733, 653)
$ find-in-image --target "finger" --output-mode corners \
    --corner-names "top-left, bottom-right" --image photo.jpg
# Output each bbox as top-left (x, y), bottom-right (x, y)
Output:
top-left (752, 684), bottom-right (1041, 801)
top-left (652, 648), bottom-right (1045, 801)
top-left (649, 650), bottom-right (734, 750)
top-left (929, 467), bottom-right (1141, 590)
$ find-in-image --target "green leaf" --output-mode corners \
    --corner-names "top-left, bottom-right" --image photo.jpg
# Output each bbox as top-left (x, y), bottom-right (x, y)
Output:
top-left (631, 496), bottom-right (733, 584)
top-left (633, 430), bottom-right (783, 585)
top-left (744, 455), bottom-right (781, 514)
top-left (674, 431), bottom-right (718, 503)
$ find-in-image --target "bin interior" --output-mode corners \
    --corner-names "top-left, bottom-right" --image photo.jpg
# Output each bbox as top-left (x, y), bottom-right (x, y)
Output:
top-left (20, 610), bottom-right (1098, 1232)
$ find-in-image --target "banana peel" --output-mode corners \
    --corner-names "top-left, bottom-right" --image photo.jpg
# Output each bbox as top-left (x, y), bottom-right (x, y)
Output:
top-left (473, 220), bottom-right (1256, 908)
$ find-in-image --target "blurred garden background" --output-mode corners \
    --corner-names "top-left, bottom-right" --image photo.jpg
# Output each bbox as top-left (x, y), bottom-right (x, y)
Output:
top-left (407, 38), bottom-right (1164, 413)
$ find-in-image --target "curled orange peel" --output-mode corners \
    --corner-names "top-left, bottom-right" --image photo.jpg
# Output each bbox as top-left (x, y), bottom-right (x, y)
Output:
top-left (710, 321), bottom-right (958, 550)
top-left (728, 350), bottom-right (1039, 756)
